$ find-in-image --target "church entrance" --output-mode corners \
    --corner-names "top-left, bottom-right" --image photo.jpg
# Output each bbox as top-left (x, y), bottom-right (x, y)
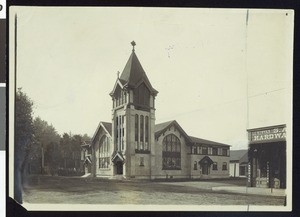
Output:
top-left (116, 161), bottom-right (123, 175)
top-left (199, 156), bottom-right (214, 176)
top-left (112, 151), bottom-right (125, 176)
top-left (202, 163), bottom-right (209, 175)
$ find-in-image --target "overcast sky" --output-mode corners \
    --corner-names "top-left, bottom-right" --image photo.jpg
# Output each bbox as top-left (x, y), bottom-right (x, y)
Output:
top-left (10, 7), bottom-right (293, 150)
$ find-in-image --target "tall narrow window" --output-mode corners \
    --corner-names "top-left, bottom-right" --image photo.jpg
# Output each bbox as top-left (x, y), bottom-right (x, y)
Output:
top-left (140, 115), bottom-right (144, 149)
top-left (121, 91), bottom-right (124, 104)
top-left (197, 146), bottom-right (201, 154)
top-left (145, 116), bottom-right (149, 150)
top-left (212, 147), bottom-right (218, 155)
top-left (212, 162), bottom-right (218, 170)
top-left (107, 137), bottom-right (110, 153)
top-left (135, 114), bottom-right (138, 147)
top-left (192, 146), bottom-right (197, 154)
top-left (222, 148), bottom-right (228, 156)
top-left (115, 118), bottom-right (118, 150)
top-left (202, 146), bottom-right (208, 155)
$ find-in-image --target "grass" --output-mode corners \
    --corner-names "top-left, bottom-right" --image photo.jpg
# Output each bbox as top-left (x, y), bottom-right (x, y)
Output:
top-left (22, 175), bottom-right (285, 206)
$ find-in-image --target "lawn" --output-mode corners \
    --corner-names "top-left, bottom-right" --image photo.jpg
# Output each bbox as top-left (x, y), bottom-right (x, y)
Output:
top-left (22, 175), bottom-right (285, 206)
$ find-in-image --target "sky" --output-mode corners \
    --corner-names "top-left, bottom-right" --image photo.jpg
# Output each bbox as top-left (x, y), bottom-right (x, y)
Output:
top-left (10, 7), bottom-right (293, 150)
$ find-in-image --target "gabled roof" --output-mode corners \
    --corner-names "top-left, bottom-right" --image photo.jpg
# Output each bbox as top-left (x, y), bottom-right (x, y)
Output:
top-left (119, 51), bottom-right (158, 94)
top-left (230, 149), bottom-right (248, 162)
top-left (155, 120), bottom-right (230, 147)
top-left (154, 120), bottom-right (192, 143)
top-left (189, 136), bottom-right (230, 147)
top-left (154, 120), bottom-right (174, 135)
top-left (84, 156), bottom-right (92, 164)
top-left (91, 121), bottom-right (112, 143)
top-left (101, 122), bottom-right (112, 135)
top-left (199, 156), bottom-right (214, 165)
top-left (111, 151), bottom-right (125, 163)
top-left (109, 79), bottom-right (125, 96)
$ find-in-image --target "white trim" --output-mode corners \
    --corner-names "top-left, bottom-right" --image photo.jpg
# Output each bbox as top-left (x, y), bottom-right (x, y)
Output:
top-left (110, 79), bottom-right (125, 96)
top-left (0, 83), bottom-right (6, 87)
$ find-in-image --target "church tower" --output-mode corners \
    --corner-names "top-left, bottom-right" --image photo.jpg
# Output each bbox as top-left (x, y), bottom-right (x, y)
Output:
top-left (109, 41), bottom-right (158, 179)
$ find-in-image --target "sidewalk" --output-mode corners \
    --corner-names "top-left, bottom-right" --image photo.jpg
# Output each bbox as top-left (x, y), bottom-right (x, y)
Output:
top-left (212, 186), bottom-right (286, 197)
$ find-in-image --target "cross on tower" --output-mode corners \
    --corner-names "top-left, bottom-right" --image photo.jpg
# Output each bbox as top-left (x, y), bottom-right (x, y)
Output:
top-left (131, 41), bottom-right (136, 52)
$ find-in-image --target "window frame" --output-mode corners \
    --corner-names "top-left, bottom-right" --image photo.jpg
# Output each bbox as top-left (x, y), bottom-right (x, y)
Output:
top-left (162, 134), bottom-right (181, 170)
top-left (212, 162), bottom-right (218, 170)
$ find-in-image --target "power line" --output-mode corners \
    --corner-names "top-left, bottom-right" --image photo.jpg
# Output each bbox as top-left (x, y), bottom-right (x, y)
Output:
top-left (159, 87), bottom-right (286, 121)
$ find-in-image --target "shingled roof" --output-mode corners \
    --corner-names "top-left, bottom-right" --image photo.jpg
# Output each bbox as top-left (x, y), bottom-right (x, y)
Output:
top-left (154, 120), bottom-right (229, 147)
top-left (230, 149), bottom-right (248, 162)
top-left (101, 122), bottom-right (112, 135)
top-left (189, 136), bottom-right (230, 147)
top-left (91, 121), bottom-right (112, 144)
top-left (154, 120), bottom-right (192, 143)
top-left (119, 50), bottom-right (158, 94)
top-left (154, 120), bottom-right (174, 136)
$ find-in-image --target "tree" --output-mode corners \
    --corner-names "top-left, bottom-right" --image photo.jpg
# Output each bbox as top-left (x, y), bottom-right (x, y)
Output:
top-left (31, 117), bottom-right (61, 174)
top-left (44, 141), bottom-right (61, 175)
top-left (59, 133), bottom-right (87, 175)
top-left (82, 133), bottom-right (91, 142)
top-left (15, 88), bottom-right (34, 203)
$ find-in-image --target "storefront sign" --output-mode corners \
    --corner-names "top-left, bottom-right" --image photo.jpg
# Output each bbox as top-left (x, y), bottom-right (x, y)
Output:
top-left (250, 126), bottom-right (286, 142)
top-left (247, 163), bottom-right (251, 184)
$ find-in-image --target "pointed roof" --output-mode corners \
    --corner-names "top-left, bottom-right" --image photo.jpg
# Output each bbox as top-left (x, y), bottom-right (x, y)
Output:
top-left (154, 120), bottom-right (192, 143)
top-left (101, 122), bottom-right (112, 135)
top-left (91, 121), bottom-right (112, 144)
top-left (119, 49), bottom-right (158, 94)
top-left (155, 120), bottom-right (230, 147)
top-left (199, 156), bottom-right (214, 165)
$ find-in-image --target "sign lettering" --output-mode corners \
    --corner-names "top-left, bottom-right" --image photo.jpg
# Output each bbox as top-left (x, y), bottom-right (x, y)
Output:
top-left (250, 127), bottom-right (286, 142)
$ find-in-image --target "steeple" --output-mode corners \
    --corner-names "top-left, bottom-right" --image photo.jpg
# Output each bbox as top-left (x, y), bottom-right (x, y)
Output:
top-left (118, 41), bottom-right (158, 95)
top-left (110, 41), bottom-right (158, 179)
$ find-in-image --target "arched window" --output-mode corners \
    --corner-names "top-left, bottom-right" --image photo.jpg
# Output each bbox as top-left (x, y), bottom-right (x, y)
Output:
top-left (194, 161), bottom-right (197, 170)
top-left (162, 134), bottom-right (181, 170)
top-left (222, 162), bottom-right (227, 170)
top-left (212, 162), bottom-right (218, 170)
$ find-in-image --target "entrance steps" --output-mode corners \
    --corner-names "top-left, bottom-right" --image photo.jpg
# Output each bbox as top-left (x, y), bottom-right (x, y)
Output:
top-left (81, 173), bottom-right (91, 178)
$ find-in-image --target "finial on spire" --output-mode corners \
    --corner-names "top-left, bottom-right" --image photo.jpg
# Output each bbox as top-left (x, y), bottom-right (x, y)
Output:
top-left (131, 41), bottom-right (136, 52)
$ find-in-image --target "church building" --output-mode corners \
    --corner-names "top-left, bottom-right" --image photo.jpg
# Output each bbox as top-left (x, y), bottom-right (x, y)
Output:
top-left (82, 42), bottom-right (230, 180)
